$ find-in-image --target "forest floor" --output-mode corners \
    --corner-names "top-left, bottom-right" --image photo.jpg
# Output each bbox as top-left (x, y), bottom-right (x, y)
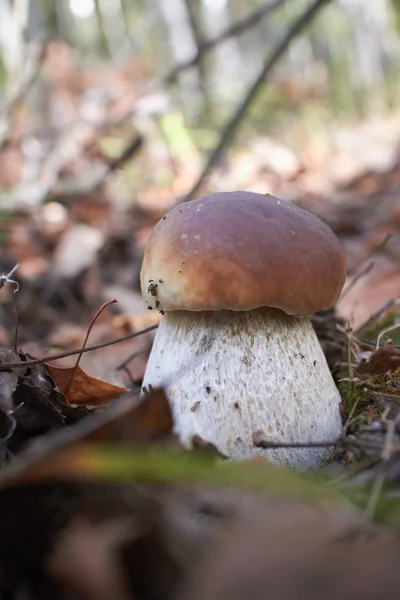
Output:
top-left (0, 41), bottom-right (400, 599)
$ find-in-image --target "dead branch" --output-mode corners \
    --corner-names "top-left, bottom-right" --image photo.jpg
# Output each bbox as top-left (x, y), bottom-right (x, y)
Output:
top-left (181, 0), bottom-right (333, 202)
top-left (165, 0), bottom-right (288, 85)
top-left (0, 324), bottom-right (158, 371)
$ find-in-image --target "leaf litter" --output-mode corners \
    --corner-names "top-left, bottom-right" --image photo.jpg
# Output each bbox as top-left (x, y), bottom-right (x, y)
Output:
top-left (2, 36), bottom-right (400, 600)
top-left (0, 201), bottom-right (400, 600)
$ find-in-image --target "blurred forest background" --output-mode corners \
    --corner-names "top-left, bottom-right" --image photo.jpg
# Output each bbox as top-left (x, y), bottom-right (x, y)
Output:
top-left (0, 0), bottom-right (400, 380)
top-left (2, 3), bottom-right (400, 598)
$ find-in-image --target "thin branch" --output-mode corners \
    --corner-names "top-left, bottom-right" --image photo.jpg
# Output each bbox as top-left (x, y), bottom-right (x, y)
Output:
top-left (254, 439), bottom-right (338, 449)
top-left (181, 0), bottom-right (333, 202)
top-left (347, 233), bottom-right (392, 276)
top-left (2, 0), bottom-right (288, 149)
top-left (165, 0), bottom-right (288, 85)
top-left (355, 298), bottom-right (400, 335)
top-left (104, 134), bottom-right (143, 175)
top-left (116, 349), bottom-right (147, 372)
top-left (339, 261), bottom-right (375, 299)
top-left (365, 420), bottom-right (395, 519)
top-left (253, 434), bottom-right (400, 454)
top-left (376, 321), bottom-right (400, 349)
top-left (0, 324), bottom-right (158, 371)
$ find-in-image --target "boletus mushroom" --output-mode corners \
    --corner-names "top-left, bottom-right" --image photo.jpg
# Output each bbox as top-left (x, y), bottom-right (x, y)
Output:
top-left (140, 191), bottom-right (346, 469)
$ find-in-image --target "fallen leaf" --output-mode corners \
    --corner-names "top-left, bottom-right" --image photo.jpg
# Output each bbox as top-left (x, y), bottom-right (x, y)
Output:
top-left (45, 363), bottom-right (126, 406)
top-left (86, 388), bottom-right (173, 443)
top-left (355, 347), bottom-right (400, 376)
top-left (0, 350), bottom-right (70, 454)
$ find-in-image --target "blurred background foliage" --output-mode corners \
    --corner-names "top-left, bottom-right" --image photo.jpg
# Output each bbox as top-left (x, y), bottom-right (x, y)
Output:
top-left (1, 0), bottom-right (400, 204)
top-left (2, 2), bottom-right (400, 563)
top-left (1, 0), bottom-right (400, 345)
top-left (3, 0), bottom-right (398, 116)
top-left (1, 0), bottom-right (400, 146)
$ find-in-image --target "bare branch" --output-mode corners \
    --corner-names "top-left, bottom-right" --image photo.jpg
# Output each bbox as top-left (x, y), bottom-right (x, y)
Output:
top-left (182, 0), bottom-right (333, 202)
top-left (0, 324), bottom-right (158, 371)
top-left (165, 0), bottom-right (288, 85)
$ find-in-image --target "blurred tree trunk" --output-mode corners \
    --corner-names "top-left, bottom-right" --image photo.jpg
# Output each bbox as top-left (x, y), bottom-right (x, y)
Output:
top-left (155, 0), bottom-right (203, 116)
top-left (96, 0), bottom-right (129, 60)
top-left (337, 0), bottom-right (400, 111)
top-left (27, 0), bottom-right (45, 39)
top-left (200, 0), bottom-right (245, 84)
top-left (94, 0), bottom-right (111, 58)
top-left (0, 0), bottom-right (22, 74)
top-left (40, 0), bottom-right (74, 44)
top-left (183, 0), bottom-right (208, 92)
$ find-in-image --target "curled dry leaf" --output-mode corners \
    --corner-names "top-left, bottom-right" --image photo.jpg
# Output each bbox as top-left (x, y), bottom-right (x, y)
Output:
top-left (45, 363), bottom-right (126, 407)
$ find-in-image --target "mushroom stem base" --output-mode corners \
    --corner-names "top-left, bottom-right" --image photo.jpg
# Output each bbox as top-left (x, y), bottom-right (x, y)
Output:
top-left (142, 307), bottom-right (343, 470)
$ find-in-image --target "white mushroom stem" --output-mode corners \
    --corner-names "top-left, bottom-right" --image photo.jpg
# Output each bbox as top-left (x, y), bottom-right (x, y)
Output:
top-left (142, 307), bottom-right (342, 470)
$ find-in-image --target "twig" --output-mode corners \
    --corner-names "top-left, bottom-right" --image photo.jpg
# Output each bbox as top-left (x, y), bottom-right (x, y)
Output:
top-left (340, 261), bottom-right (375, 299)
top-left (165, 0), bottom-right (288, 85)
top-left (347, 233), bottom-right (392, 276)
top-left (253, 432), bottom-right (397, 454)
top-left (346, 320), bottom-right (354, 380)
top-left (119, 365), bottom-right (138, 390)
top-left (0, 263), bottom-right (20, 292)
top-left (3, 1), bottom-right (286, 149)
top-left (181, 0), bottom-right (333, 202)
top-left (116, 349), bottom-right (146, 372)
top-left (103, 135), bottom-right (143, 178)
top-left (0, 324), bottom-right (158, 371)
top-left (376, 322), bottom-right (400, 349)
top-left (367, 390), bottom-right (400, 404)
top-left (64, 299), bottom-right (118, 396)
top-left (364, 459), bottom-right (390, 520)
top-left (83, 2), bottom-right (284, 183)
top-left (343, 395), bottom-right (361, 436)
top-left (365, 420), bottom-right (395, 520)
top-left (356, 298), bottom-right (400, 335)
top-left (254, 438), bottom-right (338, 449)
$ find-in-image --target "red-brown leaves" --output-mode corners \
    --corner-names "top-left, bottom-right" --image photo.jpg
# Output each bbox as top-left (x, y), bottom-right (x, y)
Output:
top-left (45, 363), bottom-right (126, 407)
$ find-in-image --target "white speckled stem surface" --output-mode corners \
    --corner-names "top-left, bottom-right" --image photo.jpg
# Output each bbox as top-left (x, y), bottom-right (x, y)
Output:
top-left (142, 307), bottom-right (342, 470)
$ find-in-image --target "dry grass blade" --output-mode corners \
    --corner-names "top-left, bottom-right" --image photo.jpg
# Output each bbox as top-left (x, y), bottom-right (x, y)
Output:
top-left (365, 420), bottom-right (396, 520)
top-left (376, 322), bottom-right (400, 349)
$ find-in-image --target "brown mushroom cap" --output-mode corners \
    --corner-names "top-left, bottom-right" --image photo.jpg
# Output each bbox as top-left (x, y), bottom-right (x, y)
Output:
top-left (140, 191), bottom-right (346, 317)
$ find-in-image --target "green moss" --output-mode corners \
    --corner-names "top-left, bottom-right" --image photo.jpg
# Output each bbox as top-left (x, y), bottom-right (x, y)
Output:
top-left (358, 309), bottom-right (400, 346)
top-left (338, 374), bottom-right (372, 428)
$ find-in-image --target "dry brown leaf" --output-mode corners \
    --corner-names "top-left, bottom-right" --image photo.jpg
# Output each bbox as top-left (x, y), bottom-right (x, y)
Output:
top-left (86, 387), bottom-right (173, 443)
top-left (355, 347), bottom-right (400, 376)
top-left (0, 389), bottom-right (173, 490)
top-left (45, 363), bottom-right (126, 406)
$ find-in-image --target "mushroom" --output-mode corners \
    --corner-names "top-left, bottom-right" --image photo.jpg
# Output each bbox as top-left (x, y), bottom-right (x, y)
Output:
top-left (140, 191), bottom-right (346, 470)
